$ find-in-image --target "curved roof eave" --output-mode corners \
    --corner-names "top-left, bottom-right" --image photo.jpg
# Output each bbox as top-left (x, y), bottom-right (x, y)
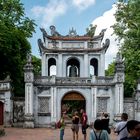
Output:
top-left (40, 47), bottom-right (107, 53)
top-left (38, 39), bottom-right (110, 55)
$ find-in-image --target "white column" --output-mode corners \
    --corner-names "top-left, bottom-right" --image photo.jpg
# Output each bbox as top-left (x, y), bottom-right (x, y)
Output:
top-left (91, 87), bottom-right (94, 118)
top-left (51, 87), bottom-right (57, 121)
top-left (24, 54), bottom-right (34, 128)
top-left (100, 53), bottom-right (105, 76)
top-left (59, 41), bottom-right (62, 49)
top-left (42, 54), bottom-right (47, 76)
top-left (119, 84), bottom-right (124, 113)
top-left (51, 87), bottom-right (54, 118)
top-left (94, 87), bottom-right (97, 119)
top-left (84, 42), bottom-right (88, 49)
top-left (57, 54), bottom-right (62, 77)
top-left (25, 83), bottom-right (33, 114)
top-left (115, 84), bottom-right (124, 114)
top-left (84, 53), bottom-right (88, 77)
top-left (53, 87), bottom-right (57, 118)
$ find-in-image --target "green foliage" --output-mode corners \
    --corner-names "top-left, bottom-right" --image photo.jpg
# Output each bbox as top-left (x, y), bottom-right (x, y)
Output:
top-left (0, 0), bottom-right (36, 37)
top-left (105, 62), bottom-right (115, 76)
top-left (113, 0), bottom-right (140, 97)
top-left (86, 24), bottom-right (97, 37)
top-left (0, 0), bottom-right (36, 96)
top-left (62, 100), bottom-right (85, 116)
top-left (32, 56), bottom-right (41, 76)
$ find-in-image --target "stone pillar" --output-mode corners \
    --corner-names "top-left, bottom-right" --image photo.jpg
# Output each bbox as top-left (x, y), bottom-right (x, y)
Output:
top-left (84, 53), bottom-right (88, 77)
top-left (42, 54), bottom-right (46, 76)
top-left (51, 87), bottom-right (57, 122)
top-left (90, 88), bottom-right (94, 121)
top-left (93, 87), bottom-right (97, 119)
top-left (57, 54), bottom-right (62, 77)
top-left (84, 42), bottom-right (88, 49)
top-left (23, 54), bottom-right (34, 128)
top-left (100, 53), bottom-right (105, 76)
top-left (114, 52), bottom-right (125, 118)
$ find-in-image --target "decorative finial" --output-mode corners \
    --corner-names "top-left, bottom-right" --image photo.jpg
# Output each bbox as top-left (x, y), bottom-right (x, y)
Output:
top-left (116, 52), bottom-right (122, 62)
top-left (50, 25), bottom-right (60, 36)
top-left (27, 53), bottom-right (32, 63)
top-left (68, 27), bottom-right (77, 37)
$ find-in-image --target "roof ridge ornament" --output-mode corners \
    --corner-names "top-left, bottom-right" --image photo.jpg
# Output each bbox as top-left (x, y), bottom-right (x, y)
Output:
top-left (99, 28), bottom-right (107, 40)
top-left (50, 25), bottom-right (61, 36)
top-left (68, 27), bottom-right (77, 37)
top-left (102, 39), bottom-right (110, 52)
top-left (116, 52), bottom-right (123, 62)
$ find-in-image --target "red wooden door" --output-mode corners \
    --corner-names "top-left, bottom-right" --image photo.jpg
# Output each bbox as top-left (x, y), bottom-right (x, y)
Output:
top-left (0, 101), bottom-right (4, 125)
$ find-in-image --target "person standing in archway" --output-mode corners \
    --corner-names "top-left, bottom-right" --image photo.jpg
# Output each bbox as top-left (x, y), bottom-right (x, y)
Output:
top-left (80, 109), bottom-right (88, 140)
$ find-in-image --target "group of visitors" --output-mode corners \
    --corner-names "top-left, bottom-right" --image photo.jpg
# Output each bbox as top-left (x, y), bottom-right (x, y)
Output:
top-left (58, 111), bottom-right (140, 140)
top-left (58, 109), bottom-right (110, 140)
top-left (58, 109), bottom-right (88, 140)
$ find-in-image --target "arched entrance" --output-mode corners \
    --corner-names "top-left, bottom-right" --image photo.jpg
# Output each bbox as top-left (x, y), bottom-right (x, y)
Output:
top-left (61, 92), bottom-right (85, 120)
top-left (0, 101), bottom-right (4, 125)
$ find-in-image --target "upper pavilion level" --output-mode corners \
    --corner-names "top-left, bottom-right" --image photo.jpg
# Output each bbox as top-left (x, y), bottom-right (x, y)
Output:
top-left (38, 25), bottom-right (110, 54)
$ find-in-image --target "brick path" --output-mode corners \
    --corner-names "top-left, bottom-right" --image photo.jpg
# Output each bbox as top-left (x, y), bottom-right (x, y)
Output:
top-left (0, 126), bottom-right (117, 140)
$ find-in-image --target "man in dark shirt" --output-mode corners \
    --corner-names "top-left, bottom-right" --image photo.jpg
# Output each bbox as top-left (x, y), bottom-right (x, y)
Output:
top-left (101, 113), bottom-right (110, 134)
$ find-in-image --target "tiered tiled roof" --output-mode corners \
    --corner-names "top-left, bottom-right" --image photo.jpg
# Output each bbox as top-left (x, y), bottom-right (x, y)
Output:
top-left (38, 26), bottom-right (110, 54)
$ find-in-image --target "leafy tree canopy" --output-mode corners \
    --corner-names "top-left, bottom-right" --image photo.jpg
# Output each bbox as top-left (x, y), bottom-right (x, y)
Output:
top-left (32, 55), bottom-right (41, 76)
top-left (105, 61), bottom-right (115, 76)
top-left (0, 0), bottom-right (36, 96)
top-left (113, 0), bottom-right (140, 97)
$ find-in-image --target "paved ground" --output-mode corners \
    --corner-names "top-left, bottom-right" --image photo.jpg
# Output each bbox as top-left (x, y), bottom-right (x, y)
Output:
top-left (0, 126), bottom-right (117, 140)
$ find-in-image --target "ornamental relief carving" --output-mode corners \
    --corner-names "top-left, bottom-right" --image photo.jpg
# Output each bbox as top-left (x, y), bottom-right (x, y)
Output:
top-left (124, 102), bottom-right (134, 120)
top-left (97, 97), bottom-right (108, 113)
top-left (25, 73), bottom-right (33, 82)
top-left (13, 101), bottom-right (25, 122)
top-left (117, 74), bottom-right (123, 82)
top-left (38, 97), bottom-right (50, 113)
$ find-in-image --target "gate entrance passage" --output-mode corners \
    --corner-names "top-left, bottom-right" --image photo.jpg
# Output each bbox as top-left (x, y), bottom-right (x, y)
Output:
top-left (61, 92), bottom-right (86, 120)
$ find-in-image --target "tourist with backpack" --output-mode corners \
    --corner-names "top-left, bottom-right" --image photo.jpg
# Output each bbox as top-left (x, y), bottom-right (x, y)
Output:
top-left (114, 113), bottom-right (129, 140)
top-left (89, 119), bottom-right (110, 140)
top-left (121, 120), bottom-right (140, 140)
